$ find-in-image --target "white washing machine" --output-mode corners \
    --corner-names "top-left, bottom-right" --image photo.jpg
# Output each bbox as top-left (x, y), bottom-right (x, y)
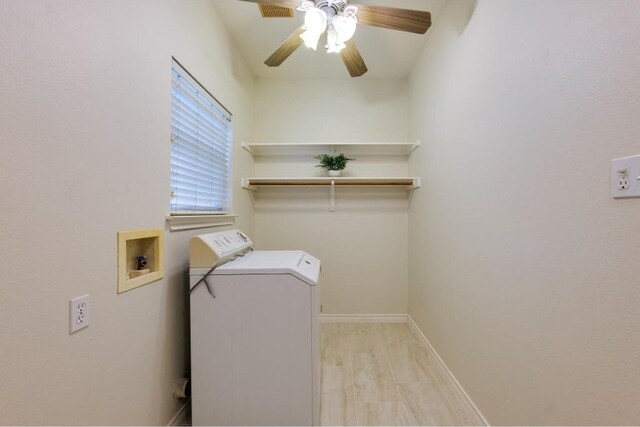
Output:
top-left (189, 229), bottom-right (321, 426)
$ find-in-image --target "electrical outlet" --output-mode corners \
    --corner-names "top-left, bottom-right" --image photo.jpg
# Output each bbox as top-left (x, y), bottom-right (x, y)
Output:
top-left (618, 174), bottom-right (630, 190)
top-left (612, 155), bottom-right (640, 198)
top-left (69, 294), bottom-right (90, 334)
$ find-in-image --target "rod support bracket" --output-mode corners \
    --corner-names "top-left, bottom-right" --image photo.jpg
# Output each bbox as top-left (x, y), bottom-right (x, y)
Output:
top-left (330, 179), bottom-right (336, 212)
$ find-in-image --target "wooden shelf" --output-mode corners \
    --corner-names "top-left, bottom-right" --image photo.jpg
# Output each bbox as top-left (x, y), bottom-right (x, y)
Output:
top-left (242, 177), bottom-right (420, 190)
top-left (242, 177), bottom-right (420, 212)
top-left (242, 141), bottom-right (420, 157)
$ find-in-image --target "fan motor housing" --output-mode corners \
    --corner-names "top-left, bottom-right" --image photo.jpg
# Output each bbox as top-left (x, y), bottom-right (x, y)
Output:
top-left (315, 0), bottom-right (347, 15)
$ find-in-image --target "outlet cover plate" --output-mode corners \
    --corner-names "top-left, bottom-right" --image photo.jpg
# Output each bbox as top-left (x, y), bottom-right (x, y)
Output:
top-left (69, 294), bottom-right (90, 334)
top-left (612, 155), bottom-right (640, 198)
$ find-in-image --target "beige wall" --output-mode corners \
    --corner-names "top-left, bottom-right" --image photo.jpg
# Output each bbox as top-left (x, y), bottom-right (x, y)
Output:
top-left (5, 0), bottom-right (638, 424)
top-left (252, 78), bottom-right (410, 314)
top-left (0, 0), bottom-right (254, 424)
top-left (408, 0), bottom-right (640, 424)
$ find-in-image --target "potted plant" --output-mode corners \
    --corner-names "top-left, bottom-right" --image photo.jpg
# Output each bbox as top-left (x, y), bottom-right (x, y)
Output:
top-left (314, 153), bottom-right (354, 177)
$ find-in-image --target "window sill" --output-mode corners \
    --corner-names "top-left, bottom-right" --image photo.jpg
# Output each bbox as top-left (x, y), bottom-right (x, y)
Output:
top-left (166, 214), bottom-right (237, 231)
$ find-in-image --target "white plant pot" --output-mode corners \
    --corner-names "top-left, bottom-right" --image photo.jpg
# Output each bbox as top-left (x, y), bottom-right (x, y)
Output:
top-left (328, 170), bottom-right (342, 177)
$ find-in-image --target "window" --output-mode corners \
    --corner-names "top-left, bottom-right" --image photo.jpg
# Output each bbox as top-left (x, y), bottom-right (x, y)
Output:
top-left (170, 59), bottom-right (232, 215)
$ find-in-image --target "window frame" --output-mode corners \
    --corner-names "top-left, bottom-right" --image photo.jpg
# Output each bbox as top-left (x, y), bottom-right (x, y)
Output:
top-left (167, 58), bottom-right (235, 230)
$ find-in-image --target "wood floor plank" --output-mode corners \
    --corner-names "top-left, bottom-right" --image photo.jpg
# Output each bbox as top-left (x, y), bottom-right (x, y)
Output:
top-left (320, 323), bottom-right (475, 426)
top-left (351, 345), bottom-right (398, 406)
top-left (426, 364), bottom-right (478, 426)
top-left (357, 402), bottom-right (418, 426)
top-left (353, 350), bottom-right (392, 371)
top-left (322, 335), bottom-right (352, 367)
top-left (380, 322), bottom-right (419, 345)
top-left (321, 387), bottom-right (358, 426)
top-left (388, 342), bottom-right (435, 383)
top-left (353, 364), bottom-right (396, 388)
top-left (347, 324), bottom-right (387, 353)
top-left (354, 381), bottom-right (399, 403)
top-left (322, 364), bottom-right (353, 392)
top-left (397, 382), bottom-right (461, 426)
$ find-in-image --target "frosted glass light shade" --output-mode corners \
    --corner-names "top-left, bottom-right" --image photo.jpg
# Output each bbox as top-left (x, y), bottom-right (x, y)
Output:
top-left (300, 30), bottom-right (323, 50)
top-left (304, 7), bottom-right (327, 34)
top-left (332, 14), bottom-right (357, 43)
top-left (326, 26), bottom-right (346, 53)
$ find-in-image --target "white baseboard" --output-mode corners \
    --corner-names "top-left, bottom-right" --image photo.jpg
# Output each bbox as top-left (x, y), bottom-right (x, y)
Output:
top-left (406, 316), bottom-right (489, 426)
top-left (167, 399), bottom-right (190, 426)
top-left (319, 314), bottom-right (409, 323)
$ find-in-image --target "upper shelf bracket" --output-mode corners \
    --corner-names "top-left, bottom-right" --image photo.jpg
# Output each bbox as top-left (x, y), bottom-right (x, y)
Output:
top-left (241, 177), bottom-right (257, 192)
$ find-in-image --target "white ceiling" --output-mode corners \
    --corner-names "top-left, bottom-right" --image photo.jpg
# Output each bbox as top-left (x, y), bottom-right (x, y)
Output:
top-left (213, 0), bottom-right (448, 79)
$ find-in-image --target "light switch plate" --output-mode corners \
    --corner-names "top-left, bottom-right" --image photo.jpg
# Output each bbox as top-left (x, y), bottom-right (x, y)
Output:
top-left (69, 294), bottom-right (90, 334)
top-left (612, 155), bottom-right (640, 198)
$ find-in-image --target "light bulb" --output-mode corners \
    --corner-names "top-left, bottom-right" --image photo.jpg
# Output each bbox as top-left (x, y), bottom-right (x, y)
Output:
top-left (304, 7), bottom-right (327, 34)
top-left (326, 26), bottom-right (345, 53)
top-left (300, 30), bottom-right (323, 50)
top-left (332, 14), bottom-right (357, 43)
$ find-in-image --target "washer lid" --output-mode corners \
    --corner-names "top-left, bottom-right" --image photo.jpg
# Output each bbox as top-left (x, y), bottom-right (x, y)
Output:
top-left (190, 250), bottom-right (321, 286)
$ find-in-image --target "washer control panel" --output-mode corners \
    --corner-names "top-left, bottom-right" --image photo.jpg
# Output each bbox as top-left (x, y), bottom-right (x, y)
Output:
top-left (190, 229), bottom-right (253, 268)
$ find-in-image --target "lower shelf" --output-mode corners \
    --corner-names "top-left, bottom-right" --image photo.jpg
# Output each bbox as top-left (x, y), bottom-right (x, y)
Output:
top-left (242, 177), bottom-right (421, 190)
top-left (241, 177), bottom-right (420, 212)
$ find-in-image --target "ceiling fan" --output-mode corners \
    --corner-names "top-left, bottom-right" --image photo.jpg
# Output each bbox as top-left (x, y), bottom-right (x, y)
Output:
top-left (239, 0), bottom-right (432, 77)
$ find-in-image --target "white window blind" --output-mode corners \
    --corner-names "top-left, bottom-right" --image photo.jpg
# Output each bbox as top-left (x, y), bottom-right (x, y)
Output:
top-left (171, 60), bottom-right (232, 214)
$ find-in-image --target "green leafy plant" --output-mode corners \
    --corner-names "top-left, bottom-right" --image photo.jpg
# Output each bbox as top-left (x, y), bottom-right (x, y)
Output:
top-left (314, 153), bottom-right (355, 171)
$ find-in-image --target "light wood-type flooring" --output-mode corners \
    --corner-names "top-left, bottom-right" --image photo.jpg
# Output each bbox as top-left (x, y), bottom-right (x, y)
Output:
top-left (320, 322), bottom-right (477, 426)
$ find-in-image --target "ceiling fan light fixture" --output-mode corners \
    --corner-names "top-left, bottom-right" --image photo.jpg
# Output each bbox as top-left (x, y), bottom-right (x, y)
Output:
top-left (332, 13), bottom-right (357, 43)
top-left (296, 0), bottom-right (315, 12)
top-left (326, 26), bottom-right (346, 53)
top-left (303, 7), bottom-right (328, 34)
top-left (257, 0), bottom-right (432, 78)
top-left (300, 29), bottom-right (323, 50)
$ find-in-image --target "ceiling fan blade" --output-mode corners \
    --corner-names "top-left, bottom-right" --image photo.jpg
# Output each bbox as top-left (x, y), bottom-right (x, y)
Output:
top-left (340, 40), bottom-right (368, 78)
top-left (264, 26), bottom-right (306, 67)
top-left (237, 0), bottom-right (300, 8)
top-left (352, 4), bottom-right (431, 34)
